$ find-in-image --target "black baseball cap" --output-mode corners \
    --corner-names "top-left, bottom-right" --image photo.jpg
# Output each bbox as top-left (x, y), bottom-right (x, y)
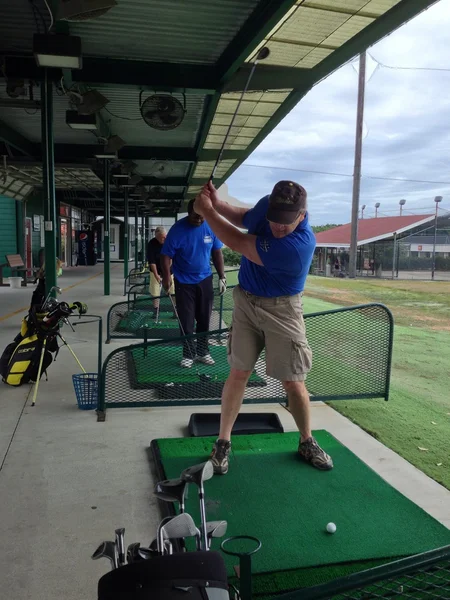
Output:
top-left (266, 180), bottom-right (307, 225)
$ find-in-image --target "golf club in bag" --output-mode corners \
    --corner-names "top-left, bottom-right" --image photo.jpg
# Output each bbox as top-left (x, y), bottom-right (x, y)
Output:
top-left (210, 46), bottom-right (270, 182)
top-left (168, 293), bottom-right (212, 383)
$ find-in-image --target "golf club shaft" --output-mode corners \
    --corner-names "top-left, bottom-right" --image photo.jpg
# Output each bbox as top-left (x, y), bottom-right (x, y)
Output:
top-left (210, 52), bottom-right (266, 181)
top-left (155, 282), bottom-right (162, 323)
top-left (199, 485), bottom-right (209, 551)
top-left (115, 529), bottom-right (125, 566)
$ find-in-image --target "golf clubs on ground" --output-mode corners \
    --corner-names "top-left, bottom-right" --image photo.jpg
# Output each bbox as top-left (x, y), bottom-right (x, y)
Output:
top-left (92, 460), bottom-right (261, 600)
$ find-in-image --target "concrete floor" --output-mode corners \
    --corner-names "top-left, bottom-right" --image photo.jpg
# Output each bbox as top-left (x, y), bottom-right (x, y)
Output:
top-left (0, 266), bottom-right (449, 600)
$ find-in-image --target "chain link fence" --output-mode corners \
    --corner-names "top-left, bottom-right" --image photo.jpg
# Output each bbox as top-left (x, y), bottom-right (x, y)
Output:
top-left (278, 545), bottom-right (450, 600)
top-left (106, 286), bottom-right (236, 343)
top-left (99, 303), bottom-right (393, 415)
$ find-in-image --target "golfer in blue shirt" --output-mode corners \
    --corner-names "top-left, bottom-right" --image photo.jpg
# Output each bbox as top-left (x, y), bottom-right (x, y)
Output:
top-left (161, 199), bottom-right (226, 368)
top-left (194, 180), bottom-right (333, 474)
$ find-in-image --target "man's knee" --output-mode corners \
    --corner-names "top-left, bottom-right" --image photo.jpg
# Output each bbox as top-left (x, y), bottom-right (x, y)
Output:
top-left (283, 380), bottom-right (307, 394)
top-left (228, 368), bottom-right (252, 383)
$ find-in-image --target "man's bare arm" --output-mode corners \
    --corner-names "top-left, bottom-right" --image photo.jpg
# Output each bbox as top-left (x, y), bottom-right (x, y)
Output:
top-left (214, 201), bottom-right (248, 229)
top-left (203, 209), bottom-right (263, 266)
top-left (160, 254), bottom-right (173, 290)
top-left (211, 248), bottom-right (226, 279)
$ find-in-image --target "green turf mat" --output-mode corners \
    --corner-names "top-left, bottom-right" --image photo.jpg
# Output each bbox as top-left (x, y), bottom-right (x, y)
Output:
top-left (116, 310), bottom-right (176, 332)
top-left (153, 431), bottom-right (450, 595)
top-left (130, 344), bottom-right (265, 385)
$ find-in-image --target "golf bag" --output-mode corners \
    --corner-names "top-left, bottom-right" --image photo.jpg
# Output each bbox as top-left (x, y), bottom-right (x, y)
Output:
top-left (0, 307), bottom-right (60, 386)
top-left (98, 551), bottom-right (229, 600)
top-left (1, 300), bottom-right (87, 387)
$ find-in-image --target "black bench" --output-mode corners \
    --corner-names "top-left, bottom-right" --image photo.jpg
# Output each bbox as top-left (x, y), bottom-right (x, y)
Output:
top-left (0, 254), bottom-right (38, 287)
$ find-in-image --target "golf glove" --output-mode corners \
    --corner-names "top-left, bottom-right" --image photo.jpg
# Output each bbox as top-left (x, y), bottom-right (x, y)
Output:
top-left (218, 277), bottom-right (227, 296)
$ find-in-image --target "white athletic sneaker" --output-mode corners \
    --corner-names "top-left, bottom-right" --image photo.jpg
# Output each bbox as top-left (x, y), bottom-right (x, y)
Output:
top-left (196, 354), bottom-right (215, 365)
top-left (180, 358), bottom-right (193, 368)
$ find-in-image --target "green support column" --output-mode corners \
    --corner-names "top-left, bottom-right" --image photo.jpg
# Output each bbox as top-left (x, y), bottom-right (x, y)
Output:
top-left (123, 187), bottom-right (129, 278)
top-left (134, 201), bottom-right (138, 269)
top-left (41, 69), bottom-right (57, 296)
top-left (103, 159), bottom-right (111, 295)
top-left (145, 215), bottom-right (150, 259)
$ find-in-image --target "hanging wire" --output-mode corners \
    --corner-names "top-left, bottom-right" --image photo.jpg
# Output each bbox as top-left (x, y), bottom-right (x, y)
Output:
top-left (42, 0), bottom-right (54, 31)
top-left (241, 162), bottom-right (450, 186)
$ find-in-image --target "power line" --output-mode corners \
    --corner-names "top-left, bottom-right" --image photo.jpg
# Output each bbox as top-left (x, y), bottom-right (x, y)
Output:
top-left (368, 52), bottom-right (450, 73)
top-left (242, 162), bottom-right (450, 186)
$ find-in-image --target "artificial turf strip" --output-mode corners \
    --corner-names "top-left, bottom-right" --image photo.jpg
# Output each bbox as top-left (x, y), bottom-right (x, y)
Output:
top-left (131, 344), bottom-right (265, 385)
top-left (153, 431), bottom-right (450, 595)
top-left (116, 310), bottom-right (177, 332)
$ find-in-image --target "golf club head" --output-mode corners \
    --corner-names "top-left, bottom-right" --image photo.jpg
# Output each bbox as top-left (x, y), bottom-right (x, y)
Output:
top-left (181, 460), bottom-right (214, 485)
top-left (92, 541), bottom-right (117, 570)
top-left (207, 520), bottom-right (228, 538)
top-left (161, 513), bottom-right (198, 540)
top-left (256, 46), bottom-right (270, 61)
top-left (126, 542), bottom-right (141, 564)
top-left (154, 478), bottom-right (187, 505)
top-left (138, 546), bottom-right (157, 560)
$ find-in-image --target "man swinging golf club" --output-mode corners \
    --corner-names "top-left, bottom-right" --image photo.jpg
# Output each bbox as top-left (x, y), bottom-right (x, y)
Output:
top-left (193, 180), bottom-right (333, 473)
top-left (161, 200), bottom-right (226, 368)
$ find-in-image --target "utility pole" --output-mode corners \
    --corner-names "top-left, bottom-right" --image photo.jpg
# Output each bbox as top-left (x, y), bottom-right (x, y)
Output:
top-left (431, 196), bottom-right (443, 280)
top-left (348, 51), bottom-right (366, 279)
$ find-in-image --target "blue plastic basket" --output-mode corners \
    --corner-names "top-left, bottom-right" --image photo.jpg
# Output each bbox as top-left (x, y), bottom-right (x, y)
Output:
top-left (72, 373), bottom-right (98, 410)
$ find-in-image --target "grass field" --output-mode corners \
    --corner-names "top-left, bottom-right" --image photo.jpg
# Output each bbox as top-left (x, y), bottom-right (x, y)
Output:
top-left (304, 277), bottom-right (450, 490)
top-left (222, 271), bottom-right (450, 490)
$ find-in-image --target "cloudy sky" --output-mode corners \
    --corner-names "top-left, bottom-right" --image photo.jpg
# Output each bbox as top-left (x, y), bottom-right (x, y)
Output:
top-left (226, 0), bottom-right (450, 226)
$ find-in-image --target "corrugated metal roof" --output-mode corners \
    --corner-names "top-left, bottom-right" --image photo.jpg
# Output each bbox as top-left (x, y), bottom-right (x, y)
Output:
top-left (97, 88), bottom-right (205, 147)
top-left (0, 82), bottom-right (95, 144)
top-left (315, 215), bottom-right (435, 247)
top-left (0, 0), bottom-right (50, 53)
top-left (69, 0), bottom-right (260, 64)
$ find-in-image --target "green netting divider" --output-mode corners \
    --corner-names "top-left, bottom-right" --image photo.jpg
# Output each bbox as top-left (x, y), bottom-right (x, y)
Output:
top-left (98, 303), bottom-right (393, 416)
top-left (277, 544), bottom-right (450, 600)
top-left (106, 286), bottom-right (236, 343)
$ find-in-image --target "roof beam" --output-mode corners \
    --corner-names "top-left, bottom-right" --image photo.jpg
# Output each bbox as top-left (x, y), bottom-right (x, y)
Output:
top-left (55, 190), bottom-right (182, 202)
top-left (2, 55), bottom-right (217, 94)
top-left (224, 65), bottom-right (310, 93)
top-left (0, 120), bottom-right (37, 156)
top-left (51, 144), bottom-right (244, 162)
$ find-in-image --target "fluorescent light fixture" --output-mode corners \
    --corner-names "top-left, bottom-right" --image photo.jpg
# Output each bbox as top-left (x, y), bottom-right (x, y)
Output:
top-left (94, 153), bottom-right (117, 159)
top-left (112, 174), bottom-right (130, 178)
top-left (66, 110), bottom-right (97, 130)
top-left (33, 34), bottom-right (82, 69)
top-left (121, 184), bottom-right (135, 188)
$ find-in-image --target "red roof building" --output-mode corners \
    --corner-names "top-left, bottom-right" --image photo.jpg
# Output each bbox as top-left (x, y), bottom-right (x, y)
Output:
top-left (315, 215), bottom-right (435, 248)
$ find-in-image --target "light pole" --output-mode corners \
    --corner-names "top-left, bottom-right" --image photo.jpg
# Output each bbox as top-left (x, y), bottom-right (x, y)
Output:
top-left (375, 202), bottom-right (380, 218)
top-left (431, 195), bottom-right (443, 280)
top-left (361, 204), bottom-right (366, 219)
top-left (399, 199), bottom-right (406, 216)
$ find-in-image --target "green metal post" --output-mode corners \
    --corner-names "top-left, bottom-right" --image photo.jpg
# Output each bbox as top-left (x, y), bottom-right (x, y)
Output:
top-left (145, 215), bottom-right (150, 261)
top-left (123, 187), bottom-right (129, 278)
top-left (41, 69), bottom-right (57, 296)
top-left (103, 159), bottom-right (111, 295)
top-left (134, 201), bottom-right (138, 269)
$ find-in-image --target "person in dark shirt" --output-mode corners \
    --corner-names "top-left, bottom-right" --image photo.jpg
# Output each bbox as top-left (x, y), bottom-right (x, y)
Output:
top-left (194, 180), bottom-right (333, 475)
top-left (146, 227), bottom-right (174, 312)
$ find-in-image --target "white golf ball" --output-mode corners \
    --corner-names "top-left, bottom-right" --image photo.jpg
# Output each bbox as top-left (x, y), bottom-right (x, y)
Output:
top-left (326, 522), bottom-right (336, 534)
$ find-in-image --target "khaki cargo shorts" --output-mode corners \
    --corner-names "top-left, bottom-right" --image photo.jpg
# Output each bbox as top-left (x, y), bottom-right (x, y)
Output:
top-left (150, 272), bottom-right (174, 296)
top-left (227, 285), bottom-right (312, 382)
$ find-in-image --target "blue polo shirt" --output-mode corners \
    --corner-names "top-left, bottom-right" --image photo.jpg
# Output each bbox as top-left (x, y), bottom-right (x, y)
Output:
top-left (238, 195), bottom-right (316, 297)
top-left (161, 217), bottom-right (223, 284)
